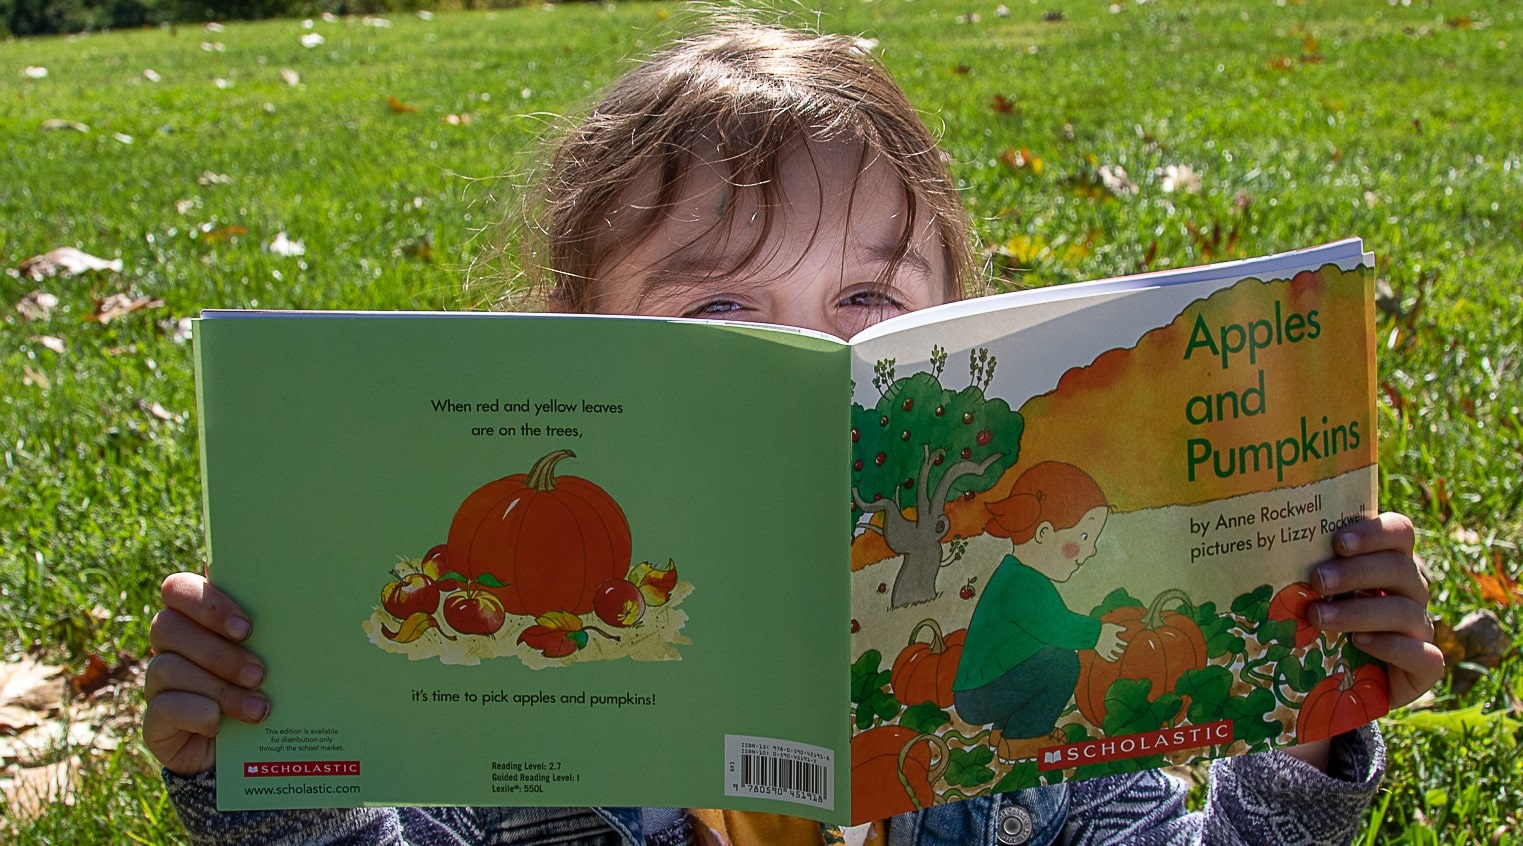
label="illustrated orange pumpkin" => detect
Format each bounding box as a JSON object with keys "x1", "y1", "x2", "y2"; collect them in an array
[
  {"x1": 1297, "y1": 663, "x2": 1389, "y2": 743},
  {"x1": 1269, "y1": 581, "x2": 1322, "y2": 648},
  {"x1": 1076, "y1": 588, "x2": 1209, "y2": 727},
  {"x1": 849, "y1": 726, "x2": 945, "y2": 824},
  {"x1": 446, "y1": 449, "x2": 631, "y2": 617},
  {"x1": 891, "y1": 619, "x2": 966, "y2": 709}
]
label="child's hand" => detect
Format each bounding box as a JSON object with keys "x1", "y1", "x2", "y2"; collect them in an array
[
  {"x1": 142, "y1": 573, "x2": 268, "y2": 775},
  {"x1": 1096, "y1": 622, "x2": 1128, "y2": 661},
  {"x1": 1310, "y1": 512, "x2": 1445, "y2": 710}
]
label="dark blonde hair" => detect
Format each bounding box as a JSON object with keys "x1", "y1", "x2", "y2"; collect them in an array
[
  {"x1": 513, "y1": 21, "x2": 977, "y2": 312},
  {"x1": 985, "y1": 462, "x2": 1109, "y2": 545}
]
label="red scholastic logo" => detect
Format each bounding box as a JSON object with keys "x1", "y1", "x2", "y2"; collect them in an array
[
  {"x1": 1038, "y1": 721, "x2": 1233, "y2": 772},
  {"x1": 244, "y1": 761, "x2": 361, "y2": 777}
]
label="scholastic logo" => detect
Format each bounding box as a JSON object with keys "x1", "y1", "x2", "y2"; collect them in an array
[
  {"x1": 1038, "y1": 721, "x2": 1233, "y2": 772},
  {"x1": 243, "y1": 761, "x2": 361, "y2": 777}
]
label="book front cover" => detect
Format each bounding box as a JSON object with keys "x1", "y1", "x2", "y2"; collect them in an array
[
  {"x1": 197, "y1": 313, "x2": 852, "y2": 819},
  {"x1": 845, "y1": 243, "x2": 1381, "y2": 822}
]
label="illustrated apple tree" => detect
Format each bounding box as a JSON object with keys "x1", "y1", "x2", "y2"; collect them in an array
[{"x1": 851, "y1": 346, "x2": 1022, "y2": 608}]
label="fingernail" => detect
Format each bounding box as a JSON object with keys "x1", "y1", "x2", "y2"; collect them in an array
[
  {"x1": 239, "y1": 662, "x2": 265, "y2": 689},
  {"x1": 243, "y1": 694, "x2": 269, "y2": 723},
  {"x1": 1352, "y1": 632, "x2": 1374, "y2": 647},
  {"x1": 1313, "y1": 602, "x2": 1338, "y2": 626},
  {"x1": 1315, "y1": 565, "x2": 1339, "y2": 594},
  {"x1": 1336, "y1": 532, "x2": 1358, "y2": 556},
  {"x1": 225, "y1": 617, "x2": 252, "y2": 641}
]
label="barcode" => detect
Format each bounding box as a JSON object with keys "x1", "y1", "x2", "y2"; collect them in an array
[{"x1": 724, "y1": 735, "x2": 834, "y2": 811}]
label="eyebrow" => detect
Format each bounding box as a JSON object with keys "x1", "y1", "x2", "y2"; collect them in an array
[{"x1": 636, "y1": 240, "x2": 934, "y2": 298}]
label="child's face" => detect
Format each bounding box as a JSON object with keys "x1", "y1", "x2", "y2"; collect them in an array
[
  {"x1": 1025, "y1": 507, "x2": 1109, "y2": 583},
  {"x1": 591, "y1": 135, "x2": 951, "y2": 338}
]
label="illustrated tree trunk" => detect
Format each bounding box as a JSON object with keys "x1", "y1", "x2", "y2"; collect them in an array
[{"x1": 854, "y1": 447, "x2": 1002, "y2": 608}]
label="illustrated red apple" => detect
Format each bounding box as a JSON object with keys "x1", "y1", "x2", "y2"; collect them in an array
[
  {"x1": 443, "y1": 589, "x2": 506, "y2": 636},
  {"x1": 959, "y1": 577, "x2": 977, "y2": 600},
  {"x1": 381, "y1": 572, "x2": 441, "y2": 619},
  {"x1": 420, "y1": 544, "x2": 460, "y2": 591},
  {"x1": 593, "y1": 578, "x2": 645, "y2": 627}
]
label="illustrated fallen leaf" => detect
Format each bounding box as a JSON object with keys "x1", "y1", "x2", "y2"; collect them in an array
[
  {"x1": 88, "y1": 294, "x2": 165, "y2": 324},
  {"x1": 382, "y1": 612, "x2": 453, "y2": 643},
  {"x1": 18, "y1": 247, "x2": 123, "y2": 281},
  {"x1": 14, "y1": 290, "x2": 58, "y2": 320},
  {"x1": 387, "y1": 96, "x2": 419, "y2": 113},
  {"x1": 630, "y1": 560, "x2": 678, "y2": 607}
]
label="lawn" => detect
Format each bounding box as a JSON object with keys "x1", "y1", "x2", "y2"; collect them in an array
[{"x1": 2, "y1": 0, "x2": 1520, "y2": 841}]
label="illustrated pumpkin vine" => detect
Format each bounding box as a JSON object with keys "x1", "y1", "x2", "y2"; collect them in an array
[
  {"x1": 446, "y1": 448, "x2": 632, "y2": 618},
  {"x1": 1076, "y1": 588, "x2": 1209, "y2": 727}
]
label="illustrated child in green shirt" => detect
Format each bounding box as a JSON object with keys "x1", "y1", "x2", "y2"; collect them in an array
[{"x1": 953, "y1": 461, "x2": 1128, "y2": 762}]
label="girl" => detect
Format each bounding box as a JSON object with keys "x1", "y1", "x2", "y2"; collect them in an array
[
  {"x1": 953, "y1": 462, "x2": 1126, "y2": 764},
  {"x1": 144, "y1": 20, "x2": 1443, "y2": 846}
]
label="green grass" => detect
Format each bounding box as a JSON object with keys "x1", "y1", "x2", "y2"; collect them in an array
[{"x1": 2, "y1": 1, "x2": 1520, "y2": 841}]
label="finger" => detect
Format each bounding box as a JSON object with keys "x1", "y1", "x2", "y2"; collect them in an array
[
  {"x1": 1331, "y1": 512, "x2": 1415, "y2": 558},
  {"x1": 142, "y1": 690, "x2": 221, "y2": 775},
  {"x1": 1310, "y1": 594, "x2": 1434, "y2": 643},
  {"x1": 161, "y1": 572, "x2": 252, "y2": 642},
  {"x1": 150, "y1": 607, "x2": 265, "y2": 690},
  {"x1": 1348, "y1": 632, "x2": 1446, "y2": 709},
  {"x1": 1313, "y1": 549, "x2": 1430, "y2": 606},
  {"x1": 145, "y1": 653, "x2": 269, "y2": 724}
]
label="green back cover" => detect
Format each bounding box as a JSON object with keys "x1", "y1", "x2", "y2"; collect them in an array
[{"x1": 197, "y1": 313, "x2": 852, "y2": 820}]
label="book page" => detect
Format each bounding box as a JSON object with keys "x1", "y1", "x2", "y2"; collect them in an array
[
  {"x1": 843, "y1": 242, "x2": 1379, "y2": 822},
  {"x1": 197, "y1": 312, "x2": 853, "y2": 820}
]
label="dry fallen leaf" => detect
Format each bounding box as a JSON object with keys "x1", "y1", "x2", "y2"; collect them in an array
[
  {"x1": 39, "y1": 119, "x2": 88, "y2": 132},
  {"x1": 21, "y1": 366, "x2": 50, "y2": 389},
  {"x1": 0, "y1": 657, "x2": 65, "y2": 728},
  {"x1": 88, "y1": 293, "x2": 165, "y2": 324},
  {"x1": 267, "y1": 231, "x2": 306, "y2": 257},
  {"x1": 1, "y1": 755, "x2": 81, "y2": 823},
  {"x1": 32, "y1": 336, "x2": 65, "y2": 354},
  {"x1": 14, "y1": 290, "x2": 58, "y2": 320},
  {"x1": 387, "y1": 96, "x2": 419, "y2": 113},
  {"x1": 17, "y1": 247, "x2": 123, "y2": 281},
  {"x1": 197, "y1": 171, "x2": 233, "y2": 186},
  {"x1": 281, "y1": 68, "x2": 301, "y2": 86},
  {"x1": 1469, "y1": 555, "x2": 1522, "y2": 608}
]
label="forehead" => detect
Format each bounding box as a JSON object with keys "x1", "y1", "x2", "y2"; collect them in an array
[{"x1": 596, "y1": 133, "x2": 920, "y2": 269}]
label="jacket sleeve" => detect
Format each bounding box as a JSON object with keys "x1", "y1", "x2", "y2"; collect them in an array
[
  {"x1": 1060, "y1": 724, "x2": 1385, "y2": 845},
  {"x1": 163, "y1": 769, "x2": 483, "y2": 845}
]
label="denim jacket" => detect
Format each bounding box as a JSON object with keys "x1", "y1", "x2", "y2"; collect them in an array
[{"x1": 165, "y1": 725, "x2": 1382, "y2": 846}]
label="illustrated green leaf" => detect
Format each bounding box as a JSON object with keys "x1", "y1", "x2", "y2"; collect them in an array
[
  {"x1": 944, "y1": 745, "x2": 996, "y2": 788},
  {"x1": 1231, "y1": 584, "x2": 1274, "y2": 624},
  {"x1": 1102, "y1": 678, "x2": 1182, "y2": 736},
  {"x1": 899, "y1": 702, "x2": 952, "y2": 735},
  {"x1": 992, "y1": 759, "x2": 1041, "y2": 792},
  {"x1": 474, "y1": 573, "x2": 506, "y2": 588},
  {"x1": 850, "y1": 650, "x2": 899, "y2": 729},
  {"x1": 1224, "y1": 688, "x2": 1283, "y2": 746},
  {"x1": 1275, "y1": 653, "x2": 1325, "y2": 694},
  {"x1": 1257, "y1": 616, "x2": 1300, "y2": 649},
  {"x1": 1176, "y1": 666, "x2": 1233, "y2": 723},
  {"x1": 1090, "y1": 587, "x2": 1143, "y2": 619},
  {"x1": 1189, "y1": 601, "x2": 1245, "y2": 658}
]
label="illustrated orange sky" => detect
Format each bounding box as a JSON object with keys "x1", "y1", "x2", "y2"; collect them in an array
[{"x1": 852, "y1": 264, "x2": 1375, "y2": 570}]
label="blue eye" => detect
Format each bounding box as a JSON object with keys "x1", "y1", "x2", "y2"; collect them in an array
[
  {"x1": 683, "y1": 299, "x2": 745, "y2": 318},
  {"x1": 841, "y1": 289, "x2": 902, "y2": 309}
]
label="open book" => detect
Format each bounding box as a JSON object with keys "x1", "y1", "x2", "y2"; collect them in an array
[{"x1": 196, "y1": 238, "x2": 1384, "y2": 823}]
